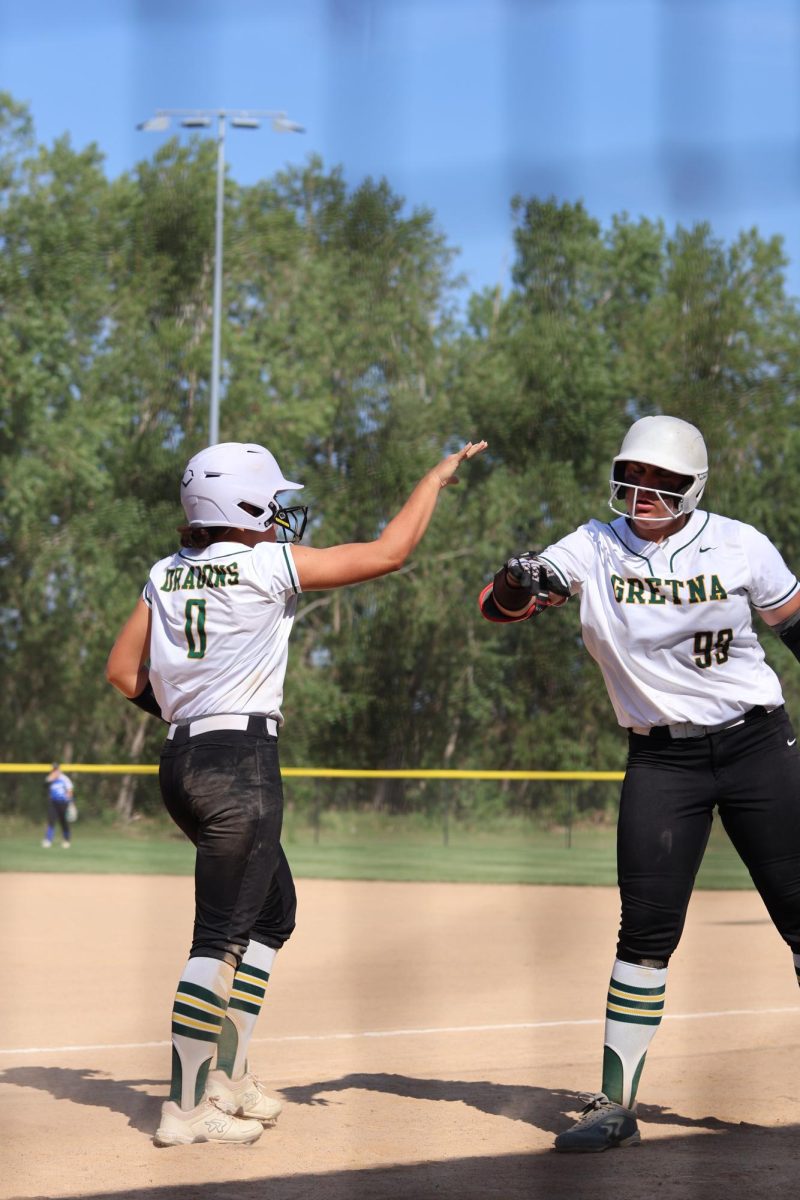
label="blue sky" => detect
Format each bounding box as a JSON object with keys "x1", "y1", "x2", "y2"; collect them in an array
[{"x1": 2, "y1": 0, "x2": 800, "y2": 300}]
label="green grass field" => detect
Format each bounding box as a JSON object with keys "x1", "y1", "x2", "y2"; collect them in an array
[{"x1": 0, "y1": 812, "x2": 755, "y2": 888}]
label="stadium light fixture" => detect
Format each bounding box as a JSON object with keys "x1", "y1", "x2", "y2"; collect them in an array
[{"x1": 137, "y1": 108, "x2": 305, "y2": 445}]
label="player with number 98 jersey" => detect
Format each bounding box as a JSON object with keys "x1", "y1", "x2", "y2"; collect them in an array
[
  {"x1": 537, "y1": 511, "x2": 798, "y2": 731},
  {"x1": 481, "y1": 414, "x2": 800, "y2": 1154}
]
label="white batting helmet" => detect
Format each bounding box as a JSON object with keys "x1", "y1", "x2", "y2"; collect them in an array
[
  {"x1": 180, "y1": 442, "x2": 305, "y2": 534},
  {"x1": 609, "y1": 415, "x2": 709, "y2": 520}
]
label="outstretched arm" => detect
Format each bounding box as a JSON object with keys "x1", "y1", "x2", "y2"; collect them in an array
[{"x1": 291, "y1": 441, "x2": 487, "y2": 592}]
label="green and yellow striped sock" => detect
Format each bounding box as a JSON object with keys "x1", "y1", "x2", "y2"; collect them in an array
[
  {"x1": 216, "y1": 940, "x2": 277, "y2": 1079},
  {"x1": 170, "y1": 956, "x2": 234, "y2": 1109},
  {"x1": 601, "y1": 958, "x2": 667, "y2": 1108}
]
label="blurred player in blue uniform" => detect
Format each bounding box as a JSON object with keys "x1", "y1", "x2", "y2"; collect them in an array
[{"x1": 42, "y1": 762, "x2": 74, "y2": 849}]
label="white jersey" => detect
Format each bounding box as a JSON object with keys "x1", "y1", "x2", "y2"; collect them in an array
[
  {"x1": 142, "y1": 540, "x2": 301, "y2": 724},
  {"x1": 538, "y1": 510, "x2": 799, "y2": 729}
]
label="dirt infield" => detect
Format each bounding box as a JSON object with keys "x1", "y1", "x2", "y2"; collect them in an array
[{"x1": 3, "y1": 873, "x2": 800, "y2": 1200}]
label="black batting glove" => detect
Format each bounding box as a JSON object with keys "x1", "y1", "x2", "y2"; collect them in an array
[
  {"x1": 502, "y1": 552, "x2": 570, "y2": 607},
  {"x1": 505, "y1": 553, "x2": 539, "y2": 592}
]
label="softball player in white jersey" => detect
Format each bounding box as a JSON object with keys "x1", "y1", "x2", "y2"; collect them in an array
[
  {"x1": 480, "y1": 415, "x2": 800, "y2": 1152},
  {"x1": 107, "y1": 436, "x2": 486, "y2": 1147}
]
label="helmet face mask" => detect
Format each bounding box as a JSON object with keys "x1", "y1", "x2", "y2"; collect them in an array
[
  {"x1": 269, "y1": 501, "x2": 309, "y2": 544},
  {"x1": 609, "y1": 474, "x2": 696, "y2": 522},
  {"x1": 608, "y1": 416, "x2": 708, "y2": 523},
  {"x1": 181, "y1": 442, "x2": 307, "y2": 539}
]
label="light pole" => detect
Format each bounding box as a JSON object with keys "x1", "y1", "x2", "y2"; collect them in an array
[{"x1": 137, "y1": 108, "x2": 305, "y2": 445}]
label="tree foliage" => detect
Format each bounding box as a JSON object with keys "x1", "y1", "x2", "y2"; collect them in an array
[{"x1": 3, "y1": 96, "x2": 800, "y2": 818}]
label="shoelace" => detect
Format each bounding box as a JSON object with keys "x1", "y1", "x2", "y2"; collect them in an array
[
  {"x1": 202, "y1": 1097, "x2": 231, "y2": 1116},
  {"x1": 239, "y1": 1071, "x2": 269, "y2": 1095},
  {"x1": 572, "y1": 1093, "x2": 613, "y2": 1123}
]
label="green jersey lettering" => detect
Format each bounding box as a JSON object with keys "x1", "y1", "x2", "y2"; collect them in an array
[
  {"x1": 666, "y1": 579, "x2": 683, "y2": 605},
  {"x1": 185, "y1": 599, "x2": 207, "y2": 658},
  {"x1": 644, "y1": 578, "x2": 666, "y2": 604},
  {"x1": 709, "y1": 575, "x2": 728, "y2": 601},
  {"x1": 626, "y1": 578, "x2": 646, "y2": 604}
]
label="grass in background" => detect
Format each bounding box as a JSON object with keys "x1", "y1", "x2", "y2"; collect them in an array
[{"x1": 0, "y1": 811, "x2": 754, "y2": 888}]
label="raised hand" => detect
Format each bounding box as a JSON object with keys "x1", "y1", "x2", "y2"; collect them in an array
[{"x1": 434, "y1": 440, "x2": 488, "y2": 488}]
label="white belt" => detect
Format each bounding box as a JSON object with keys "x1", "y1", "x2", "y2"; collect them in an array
[
  {"x1": 630, "y1": 705, "x2": 771, "y2": 739},
  {"x1": 167, "y1": 714, "x2": 279, "y2": 740},
  {"x1": 630, "y1": 718, "x2": 746, "y2": 738}
]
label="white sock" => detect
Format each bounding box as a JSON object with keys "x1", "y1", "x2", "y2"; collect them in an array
[
  {"x1": 216, "y1": 940, "x2": 277, "y2": 1079},
  {"x1": 170, "y1": 956, "x2": 234, "y2": 1109},
  {"x1": 601, "y1": 958, "x2": 667, "y2": 1108}
]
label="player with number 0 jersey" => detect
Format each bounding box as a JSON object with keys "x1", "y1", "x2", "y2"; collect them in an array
[{"x1": 107, "y1": 435, "x2": 486, "y2": 1147}]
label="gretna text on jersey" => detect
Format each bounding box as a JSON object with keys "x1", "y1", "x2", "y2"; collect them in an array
[
  {"x1": 160, "y1": 563, "x2": 241, "y2": 592},
  {"x1": 610, "y1": 573, "x2": 728, "y2": 605}
]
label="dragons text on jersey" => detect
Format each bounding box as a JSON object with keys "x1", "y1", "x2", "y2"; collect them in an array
[{"x1": 160, "y1": 563, "x2": 241, "y2": 592}]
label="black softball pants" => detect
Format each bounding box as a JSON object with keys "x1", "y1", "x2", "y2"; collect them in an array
[
  {"x1": 47, "y1": 798, "x2": 70, "y2": 840},
  {"x1": 617, "y1": 706, "x2": 800, "y2": 963},
  {"x1": 159, "y1": 722, "x2": 297, "y2": 969}
]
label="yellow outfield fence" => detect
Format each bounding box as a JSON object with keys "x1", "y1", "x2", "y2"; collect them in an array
[{"x1": 0, "y1": 764, "x2": 624, "y2": 780}]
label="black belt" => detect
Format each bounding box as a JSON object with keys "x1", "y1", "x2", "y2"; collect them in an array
[
  {"x1": 166, "y1": 714, "x2": 279, "y2": 744},
  {"x1": 632, "y1": 705, "x2": 775, "y2": 741}
]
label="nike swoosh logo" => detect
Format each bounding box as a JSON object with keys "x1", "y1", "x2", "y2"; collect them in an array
[
  {"x1": 698, "y1": 546, "x2": 715, "y2": 553},
  {"x1": 789, "y1": 739, "x2": 797, "y2": 747}
]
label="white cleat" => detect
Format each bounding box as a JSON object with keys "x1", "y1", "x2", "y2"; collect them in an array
[
  {"x1": 41, "y1": 840, "x2": 52, "y2": 849},
  {"x1": 153, "y1": 1097, "x2": 263, "y2": 1147},
  {"x1": 205, "y1": 1069, "x2": 283, "y2": 1124}
]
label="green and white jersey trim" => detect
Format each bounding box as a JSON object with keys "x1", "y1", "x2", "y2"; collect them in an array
[
  {"x1": 143, "y1": 540, "x2": 301, "y2": 724},
  {"x1": 539, "y1": 510, "x2": 798, "y2": 729}
]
